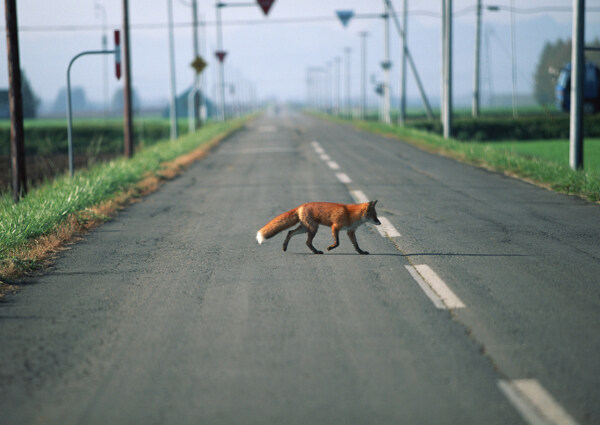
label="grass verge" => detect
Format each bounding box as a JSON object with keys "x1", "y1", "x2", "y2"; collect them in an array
[
  {"x1": 321, "y1": 115, "x2": 600, "y2": 204},
  {"x1": 0, "y1": 117, "x2": 249, "y2": 287}
]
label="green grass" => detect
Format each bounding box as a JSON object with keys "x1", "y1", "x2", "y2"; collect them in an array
[
  {"x1": 0, "y1": 118, "x2": 247, "y2": 269},
  {"x1": 488, "y1": 138, "x2": 600, "y2": 171},
  {"x1": 321, "y1": 114, "x2": 600, "y2": 203}
]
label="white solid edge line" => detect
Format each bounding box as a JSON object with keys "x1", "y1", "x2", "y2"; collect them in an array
[
  {"x1": 377, "y1": 216, "x2": 401, "y2": 237},
  {"x1": 414, "y1": 264, "x2": 465, "y2": 309},
  {"x1": 405, "y1": 265, "x2": 446, "y2": 309},
  {"x1": 327, "y1": 161, "x2": 340, "y2": 170},
  {"x1": 498, "y1": 380, "x2": 579, "y2": 425},
  {"x1": 350, "y1": 190, "x2": 369, "y2": 203},
  {"x1": 336, "y1": 173, "x2": 352, "y2": 184}
]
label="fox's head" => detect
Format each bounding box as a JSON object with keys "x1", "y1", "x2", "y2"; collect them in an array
[{"x1": 367, "y1": 200, "x2": 381, "y2": 225}]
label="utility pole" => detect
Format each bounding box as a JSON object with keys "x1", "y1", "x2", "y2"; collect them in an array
[
  {"x1": 399, "y1": 0, "x2": 407, "y2": 125},
  {"x1": 443, "y1": 0, "x2": 452, "y2": 139},
  {"x1": 122, "y1": 0, "x2": 134, "y2": 157},
  {"x1": 167, "y1": 0, "x2": 178, "y2": 140},
  {"x1": 359, "y1": 31, "x2": 368, "y2": 120},
  {"x1": 4, "y1": 0, "x2": 26, "y2": 201},
  {"x1": 382, "y1": 0, "x2": 391, "y2": 124},
  {"x1": 570, "y1": 0, "x2": 584, "y2": 170},
  {"x1": 472, "y1": 0, "x2": 481, "y2": 118}
]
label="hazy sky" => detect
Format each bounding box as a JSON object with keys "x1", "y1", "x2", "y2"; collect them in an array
[{"x1": 2, "y1": 0, "x2": 600, "y2": 111}]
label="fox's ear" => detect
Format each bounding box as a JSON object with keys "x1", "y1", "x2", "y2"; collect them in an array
[{"x1": 372, "y1": 200, "x2": 378, "y2": 207}]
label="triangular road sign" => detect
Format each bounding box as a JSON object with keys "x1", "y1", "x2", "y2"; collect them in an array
[
  {"x1": 336, "y1": 10, "x2": 354, "y2": 28},
  {"x1": 215, "y1": 51, "x2": 227, "y2": 63},
  {"x1": 257, "y1": 0, "x2": 275, "y2": 16}
]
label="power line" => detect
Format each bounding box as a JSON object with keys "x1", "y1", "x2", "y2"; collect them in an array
[{"x1": 5, "y1": 6, "x2": 599, "y2": 33}]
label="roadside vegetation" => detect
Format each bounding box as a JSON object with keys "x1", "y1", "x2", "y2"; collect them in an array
[
  {"x1": 0, "y1": 118, "x2": 248, "y2": 282},
  {"x1": 320, "y1": 112, "x2": 600, "y2": 203}
]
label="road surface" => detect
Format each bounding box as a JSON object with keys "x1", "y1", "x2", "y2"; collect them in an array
[{"x1": 1, "y1": 109, "x2": 599, "y2": 425}]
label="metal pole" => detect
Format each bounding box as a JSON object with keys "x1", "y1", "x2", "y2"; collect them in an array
[
  {"x1": 326, "y1": 61, "x2": 332, "y2": 114},
  {"x1": 443, "y1": 0, "x2": 452, "y2": 139},
  {"x1": 192, "y1": 0, "x2": 201, "y2": 128},
  {"x1": 359, "y1": 31, "x2": 368, "y2": 120},
  {"x1": 472, "y1": 0, "x2": 481, "y2": 118},
  {"x1": 344, "y1": 47, "x2": 352, "y2": 117},
  {"x1": 95, "y1": 2, "x2": 108, "y2": 120},
  {"x1": 399, "y1": 0, "x2": 407, "y2": 125},
  {"x1": 122, "y1": 0, "x2": 134, "y2": 157},
  {"x1": 570, "y1": 0, "x2": 585, "y2": 170},
  {"x1": 385, "y1": 0, "x2": 433, "y2": 120},
  {"x1": 167, "y1": 0, "x2": 178, "y2": 140},
  {"x1": 66, "y1": 50, "x2": 116, "y2": 178},
  {"x1": 510, "y1": 0, "x2": 518, "y2": 118},
  {"x1": 67, "y1": 58, "x2": 74, "y2": 178},
  {"x1": 441, "y1": 0, "x2": 445, "y2": 124},
  {"x1": 335, "y1": 57, "x2": 341, "y2": 116},
  {"x1": 383, "y1": 1, "x2": 391, "y2": 124},
  {"x1": 216, "y1": 1, "x2": 226, "y2": 121},
  {"x1": 200, "y1": 12, "x2": 208, "y2": 122},
  {"x1": 4, "y1": 0, "x2": 27, "y2": 201}
]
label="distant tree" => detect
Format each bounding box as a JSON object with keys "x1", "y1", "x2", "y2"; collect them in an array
[
  {"x1": 111, "y1": 87, "x2": 141, "y2": 112},
  {"x1": 21, "y1": 70, "x2": 40, "y2": 118},
  {"x1": 534, "y1": 38, "x2": 600, "y2": 106},
  {"x1": 53, "y1": 87, "x2": 88, "y2": 113}
]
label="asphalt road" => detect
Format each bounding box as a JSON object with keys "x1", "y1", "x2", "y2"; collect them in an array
[{"x1": 1, "y1": 109, "x2": 599, "y2": 425}]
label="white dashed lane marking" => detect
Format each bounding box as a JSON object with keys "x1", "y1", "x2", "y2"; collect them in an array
[
  {"x1": 349, "y1": 190, "x2": 369, "y2": 203},
  {"x1": 377, "y1": 217, "x2": 401, "y2": 237},
  {"x1": 405, "y1": 264, "x2": 465, "y2": 309},
  {"x1": 327, "y1": 161, "x2": 340, "y2": 170},
  {"x1": 498, "y1": 379, "x2": 579, "y2": 425},
  {"x1": 335, "y1": 173, "x2": 352, "y2": 184}
]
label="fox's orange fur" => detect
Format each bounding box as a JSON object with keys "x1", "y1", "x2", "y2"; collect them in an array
[{"x1": 256, "y1": 201, "x2": 381, "y2": 254}]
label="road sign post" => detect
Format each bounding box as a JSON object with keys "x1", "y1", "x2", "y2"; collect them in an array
[
  {"x1": 66, "y1": 34, "x2": 121, "y2": 177},
  {"x1": 570, "y1": 0, "x2": 585, "y2": 170},
  {"x1": 214, "y1": 0, "x2": 275, "y2": 121}
]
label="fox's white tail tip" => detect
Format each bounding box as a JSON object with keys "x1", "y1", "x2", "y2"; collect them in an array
[{"x1": 256, "y1": 231, "x2": 265, "y2": 245}]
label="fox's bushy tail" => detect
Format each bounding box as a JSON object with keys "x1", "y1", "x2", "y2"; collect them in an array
[{"x1": 256, "y1": 207, "x2": 300, "y2": 244}]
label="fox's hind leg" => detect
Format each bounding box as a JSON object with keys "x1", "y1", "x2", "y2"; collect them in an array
[
  {"x1": 305, "y1": 228, "x2": 323, "y2": 254},
  {"x1": 283, "y1": 225, "x2": 306, "y2": 252}
]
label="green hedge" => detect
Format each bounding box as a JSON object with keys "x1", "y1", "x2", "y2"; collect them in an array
[{"x1": 408, "y1": 115, "x2": 600, "y2": 142}]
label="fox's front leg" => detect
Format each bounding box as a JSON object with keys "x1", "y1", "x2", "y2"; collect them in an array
[
  {"x1": 327, "y1": 226, "x2": 340, "y2": 251},
  {"x1": 347, "y1": 230, "x2": 369, "y2": 255}
]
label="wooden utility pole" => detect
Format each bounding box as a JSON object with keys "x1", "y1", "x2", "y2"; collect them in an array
[
  {"x1": 122, "y1": 0, "x2": 134, "y2": 157},
  {"x1": 4, "y1": 0, "x2": 27, "y2": 201}
]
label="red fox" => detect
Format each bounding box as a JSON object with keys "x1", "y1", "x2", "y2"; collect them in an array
[{"x1": 256, "y1": 201, "x2": 381, "y2": 254}]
